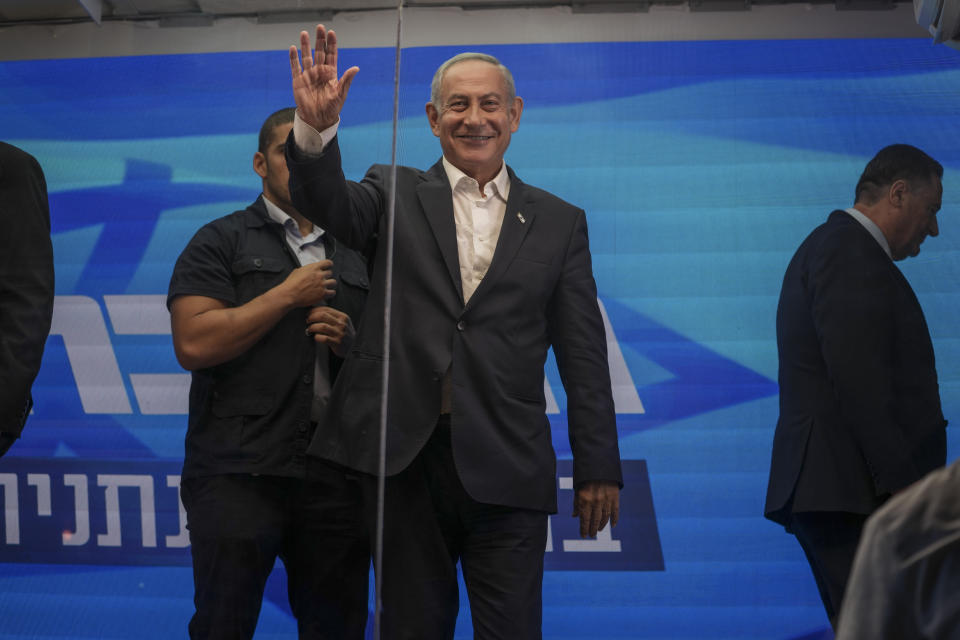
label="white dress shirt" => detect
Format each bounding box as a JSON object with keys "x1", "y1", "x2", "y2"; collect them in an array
[{"x1": 442, "y1": 157, "x2": 510, "y2": 303}]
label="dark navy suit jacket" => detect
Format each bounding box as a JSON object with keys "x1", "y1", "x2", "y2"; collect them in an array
[
  {"x1": 288, "y1": 135, "x2": 622, "y2": 513},
  {"x1": 765, "y1": 210, "x2": 946, "y2": 526}
]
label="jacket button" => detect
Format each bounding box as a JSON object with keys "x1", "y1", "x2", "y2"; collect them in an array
[
  {"x1": 254, "y1": 258, "x2": 263, "y2": 268},
  {"x1": 302, "y1": 375, "x2": 312, "y2": 384},
  {"x1": 457, "y1": 320, "x2": 465, "y2": 331}
]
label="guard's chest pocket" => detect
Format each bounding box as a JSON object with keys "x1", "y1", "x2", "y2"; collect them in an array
[
  {"x1": 338, "y1": 267, "x2": 370, "y2": 292},
  {"x1": 231, "y1": 255, "x2": 288, "y2": 304}
]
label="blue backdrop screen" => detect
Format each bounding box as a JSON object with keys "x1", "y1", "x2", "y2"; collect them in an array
[{"x1": 1, "y1": 38, "x2": 959, "y2": 639}]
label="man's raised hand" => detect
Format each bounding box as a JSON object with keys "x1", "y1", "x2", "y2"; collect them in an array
[{"x1": 289, "y1": 24, "x2": 359, "y2": 131}]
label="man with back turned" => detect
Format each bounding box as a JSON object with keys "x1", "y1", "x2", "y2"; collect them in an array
[
  {"x1": 285, "y1": 25, "x2": 622, "y2": 639},
  {"x1": 765, "y1": 144, "x2": 947, "y2": 629}
]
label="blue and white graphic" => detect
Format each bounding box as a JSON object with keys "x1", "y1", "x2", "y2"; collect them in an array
[{"x1": 1, "y1": 38, "x2": 959, "y2": 638}]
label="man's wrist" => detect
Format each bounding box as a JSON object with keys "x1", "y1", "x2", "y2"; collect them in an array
[{"x1": 293, "y1": 111, "x2": 339, "y2": 157}]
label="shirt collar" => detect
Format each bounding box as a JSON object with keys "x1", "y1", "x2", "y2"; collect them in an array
[
  {"x1": 262, "y1": 194, "x2": 325, "y2": 242},
  {"x1": 845, "y1": 207, "x2": 891, "y2": 259},
  {"x1": 441, "y1": 157, "x2": 510, "y2": 202}
]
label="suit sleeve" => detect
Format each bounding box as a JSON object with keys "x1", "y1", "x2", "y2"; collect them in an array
[
  {"x1": 809, "y1": 232, "x2": 920, "y2": 494},
  {"x1": 0, "y1": 146, "x2": 55, "y2": 442},
  {"x1": 286, "y1": 131, "x2": 383, "y2": 256},
  {"x1": 548, "y1": 210, "x2": 622, "y2": 489}
]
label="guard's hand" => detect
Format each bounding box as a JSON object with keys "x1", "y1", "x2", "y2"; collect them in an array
[
  {"x1": 306, "y1": 306, "x2": 355, "y2": 357},
  {"x1": 281, "y1": 260, "x2": 336, "y2": 308},
  {"x1": 289, "y1": 24, "x2": 359, "y2": 131},
  {"x1": 572, "y1": 480, "x2": 620, "y2": 538}
]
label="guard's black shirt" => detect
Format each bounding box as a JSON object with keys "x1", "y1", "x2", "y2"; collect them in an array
[{"x1": 167, "y1": 196, "x2": 369, "y2": 478}]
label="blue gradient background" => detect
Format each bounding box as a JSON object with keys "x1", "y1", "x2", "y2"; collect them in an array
[{"x1": 1, "y1": 38, "x2": 959, "y2": 638}]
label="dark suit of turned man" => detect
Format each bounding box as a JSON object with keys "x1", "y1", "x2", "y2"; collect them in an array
[
  {"x1": 765, "y1": 144, "x2": 948, "y2": 629},
  {"x1": 0, "y1": 142, "x2": 55, "y2": 457},
  {"x1": 285, "y1": 25, "x2": 622, "y2": 639}
]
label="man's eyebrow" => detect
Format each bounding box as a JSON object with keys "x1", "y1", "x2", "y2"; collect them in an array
[{"x1": 445, "y1": 92, "x2": 503, "y2": 102}]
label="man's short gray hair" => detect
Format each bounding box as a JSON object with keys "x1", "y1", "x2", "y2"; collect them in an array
[{"x1": 430, "y1": 52, "x2": 516, "y2": 110}]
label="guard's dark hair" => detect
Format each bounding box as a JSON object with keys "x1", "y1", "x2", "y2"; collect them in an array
[
  {"x1": 258, "y1": 107, "x2": 296, "y2": 154},
  {"x1": 855, "y1": 144, "x2": 943, "y2": 204}
]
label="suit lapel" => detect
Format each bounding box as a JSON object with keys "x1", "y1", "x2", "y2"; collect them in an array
[
  {"x1": 465, "y1": 167, "x2": 536, "y2": 310},
  {"x1": 417, "y1": 161, "x2": 464, "y2": 303}
]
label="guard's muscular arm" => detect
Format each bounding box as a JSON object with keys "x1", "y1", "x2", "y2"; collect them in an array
[{"x1": 171, "y1": 260, "x2": 335, "y2": 370}]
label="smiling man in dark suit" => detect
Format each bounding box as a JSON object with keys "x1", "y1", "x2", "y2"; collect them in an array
[
  {"x1": 285, "y1": 25, "x2": 622, "y2": 639},
  {"x1": 765, "y1": 144, "x2": 947, "y2": 629}
]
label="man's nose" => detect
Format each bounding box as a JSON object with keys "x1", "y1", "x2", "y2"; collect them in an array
[{"x1": 464, "y1": 103, "x2": 484, "y2": 125}]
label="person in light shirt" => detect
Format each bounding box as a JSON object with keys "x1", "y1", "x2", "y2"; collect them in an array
[{"x1": 836, "y1": 458, "x2": 960, "y2": 639}]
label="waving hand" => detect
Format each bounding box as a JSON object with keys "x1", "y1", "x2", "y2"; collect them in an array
[{"x1": 289, "y1": 24, "x2": 359, "y2": 131}]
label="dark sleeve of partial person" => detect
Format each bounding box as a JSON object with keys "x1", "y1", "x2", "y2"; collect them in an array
[{"x1": 0, "y1": 142, "x2": 55, "y2": 456}]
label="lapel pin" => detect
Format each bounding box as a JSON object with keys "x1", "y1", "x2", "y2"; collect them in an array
[{"x1": 517, "y1": 212, "x2": 526, "y2": 224}]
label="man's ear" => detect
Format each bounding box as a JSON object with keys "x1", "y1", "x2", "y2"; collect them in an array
[
  {"x1": 253, "y1": 151, "x2": 268, "y2": 179},
  {"x1": 888, "y1": 178, "x2": 909, "y2": 207},
  {"x1": 509, "y1": 96, "x2": 524, "y2": 133},
  {"x1": 425, "y1": 102, "x2": 441, "y2": 137}
]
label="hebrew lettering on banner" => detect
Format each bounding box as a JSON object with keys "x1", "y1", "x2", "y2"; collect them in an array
[{"x1": 0, "y1": 459, "x2": 660, "y2": 571}]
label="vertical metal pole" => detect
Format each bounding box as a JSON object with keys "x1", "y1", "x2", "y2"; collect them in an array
[{"x1": 374, "y1": 2, "x2": 404, "y2": 638}]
